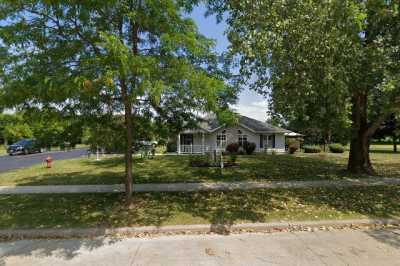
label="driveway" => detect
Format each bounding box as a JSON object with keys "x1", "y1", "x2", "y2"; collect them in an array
[
  {"x1": 0, "y1": 149, "x2": 87, "y2": 173},
  {"x1": 1, "y1": 229, "x2": 399, "y2": 265}
]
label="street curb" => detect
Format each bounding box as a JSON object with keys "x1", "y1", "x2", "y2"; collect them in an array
[{"x1": 1, "y1": 219, "x2": 399, "y2": 239}]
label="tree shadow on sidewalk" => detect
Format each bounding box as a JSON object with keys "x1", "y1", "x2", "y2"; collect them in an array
[
  {"x1": 0, "y1": 236, "x2": 122, "y2": 264},
  {"x1": 364, "y1": 229, "x2": 400, "y2": 250}
]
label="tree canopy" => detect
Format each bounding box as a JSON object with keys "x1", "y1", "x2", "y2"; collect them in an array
[
  {"x1": 207, "y1": 0, "x2": 400, "y2": 173},
  {"x1": 0, "y1": 0, "x2": 236, "y2": 201}
]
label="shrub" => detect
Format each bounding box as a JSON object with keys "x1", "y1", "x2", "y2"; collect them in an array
[
  {"x1": 244, "y1": 142, "x2": 256, "y2": 155},
  {"x1": 304, "y1": 145, "x2": 321, "y2": 153},
  {"x1": 288, "y1": 139, "x2": 300, "y2": 154},
  {"x1": 226, "y1": 142, "x2": 239, "y2": 154},
  {"x1": 166, "y1": 142, "x2": 177, "y2": 152},
  {"x1": 329, "y1": 143, "x2": 345, "y2": 153},
  {"x1": 288, "y1": 146, "x2": 298, "y2": 154},
  {"x1": 228, "y1": 153, "x2": 237, "y2": 164}
]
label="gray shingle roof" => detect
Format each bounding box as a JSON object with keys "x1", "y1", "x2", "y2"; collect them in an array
[{"x1": 199, "y1": 115, "x2": 291, "y2": 134}]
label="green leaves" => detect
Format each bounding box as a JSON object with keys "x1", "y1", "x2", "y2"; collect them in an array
[
  {"x1": 0, "y1": 0, "x2": 236, "y2": 148},
  {"x1": 210, "y1": 0, "x2": 399, "y2": 143}
]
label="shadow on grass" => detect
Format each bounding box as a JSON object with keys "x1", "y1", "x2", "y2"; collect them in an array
[
  {"x1": 84, "y1": 154, "x2": 356, "y2": 183},
  {"x1": 8, "y1": 152, "x2": 399, "y2": 186},
  {"x1": 3, "y1": 187, "x2": 400, "y2": 228},
  {"x1": 291, "y1": 186, "x2": 400, "y2": 249},
  {"x1": 14, "y1": 170, "x2": 125, "y2": 186},
  {"x1": 86, "y1": 156, "x2": 125, "y2": 168}
]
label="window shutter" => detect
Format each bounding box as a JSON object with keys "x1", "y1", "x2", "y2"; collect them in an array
[{"x1": 260, "y1": 135, "x2": 263, "y2": 148}]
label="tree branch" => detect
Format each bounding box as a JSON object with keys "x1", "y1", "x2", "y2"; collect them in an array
[{"x1": 366, "y1": 114, "x2": 391, "y2": 138}]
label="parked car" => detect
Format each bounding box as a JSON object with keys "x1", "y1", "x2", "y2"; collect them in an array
[
  {"x1": 7, "y1": 139, "x2": 42, "y2": 156},
  {"x1": 133, "y1": 140, "x2": 158, "y2": 152}
]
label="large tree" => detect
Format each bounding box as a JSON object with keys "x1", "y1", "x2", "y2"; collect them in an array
[
  {"x1": 208, "y1": 0, "x2": 400, "y2": 174},
  {"x1": 0, "y1": 113, "x2": 33, "y2": 145},
  {"x1": 0, "y1": 1, "x2": 234, "y2": 201}
]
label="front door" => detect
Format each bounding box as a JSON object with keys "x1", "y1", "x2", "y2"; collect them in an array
[{"x1": 180, "y1": 134, "x2": 193, "y2": 145}]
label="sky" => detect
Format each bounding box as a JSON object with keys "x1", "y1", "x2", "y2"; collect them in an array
[{"x1": 189, "y1": 5, "x2": 269, "y2": 122}]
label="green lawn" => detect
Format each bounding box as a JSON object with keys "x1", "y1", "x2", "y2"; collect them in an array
[
  {"x1": 370, "y1": 144, "x2": 397, "y2": 153},
  {"x1": 0, "y1": 149, "x2": 399, "y2": 186},
  {"x1": 1, "y1": 185, "x2": 399, "y2": 229},
  {"x1": 0, "y1": 145, "x2": 6, "y2": 156}
]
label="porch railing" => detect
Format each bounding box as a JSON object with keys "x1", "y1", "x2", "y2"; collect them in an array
[{"x1": 179, "y1": 145, "x2": 210, "y2": 154}]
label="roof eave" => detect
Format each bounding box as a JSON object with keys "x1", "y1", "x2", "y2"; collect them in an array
[{"x1": 255, "y1": 131, "x2": 289, "y2": 134}]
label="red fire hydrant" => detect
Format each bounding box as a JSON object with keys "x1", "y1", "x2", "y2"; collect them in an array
[{"x1": 45, "y1": 156, "x2": 53, "y2": 168}]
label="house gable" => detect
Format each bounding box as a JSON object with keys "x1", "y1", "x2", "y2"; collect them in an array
[{"x1": 207, "y1": 124, "x2": 260, "y2": 147}]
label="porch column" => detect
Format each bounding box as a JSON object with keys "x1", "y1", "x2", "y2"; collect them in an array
[
  {"x1": 177, "y1": 134, "x2": 181, "y2": 154},
  {"x1": 202, "y1": 132, "x2": 205, "y2": 154}
]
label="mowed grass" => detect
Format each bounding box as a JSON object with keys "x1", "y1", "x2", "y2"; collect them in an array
[
  {"x1": 1, "y1": 186, "x2": 399, "y2": 229},
  {"x1": 0, "y1": 147, "x2": 399, "y2": 186},
  {"x1": 0, "y1": 145, "x2": 6, "y2": 156}
]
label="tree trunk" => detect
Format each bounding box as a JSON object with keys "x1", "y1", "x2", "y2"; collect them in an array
[
  {"x1": 394, "y1": 135, "x2": 398, "y2": 153},
  {"x1": 347, "y1": 92, "x2": 374, "y2": 174},
  {"x1": 348, "y1": 131, "x2": 373, "y2": 174},
  {"x1": 121, "y1": 79, "x2": 133, "y2": 202}
]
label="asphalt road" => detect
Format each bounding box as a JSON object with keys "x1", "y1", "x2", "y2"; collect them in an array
[
  {"x1": 0, "y1": 148, "x2": 88, "y2": 173},
  {"x1": 1, "y1": 229, "x2": 399, "y2": 265}
]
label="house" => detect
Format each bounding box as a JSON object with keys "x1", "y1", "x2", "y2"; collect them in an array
[{"x1": 177, "y1": 115, "x2": 294, "y2": 154}]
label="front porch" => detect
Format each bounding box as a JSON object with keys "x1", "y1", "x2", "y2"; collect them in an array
[
  {"x1": 177, "y1": 131, "x2": 213, "y2": 154},
  {"x1": 176, "y1": 131, "x2": 285, "y2": 154}
]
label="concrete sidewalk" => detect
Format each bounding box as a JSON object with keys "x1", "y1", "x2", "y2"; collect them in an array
[
  {"x1": 0, "y1": 177, "x2": 399, "y2": 194},
  {"x1": 1, "y1": 228, "x2": 400, "y2": 266}
]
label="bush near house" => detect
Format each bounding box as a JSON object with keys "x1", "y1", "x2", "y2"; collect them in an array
[
  {"x1": 288, "y1": 139, "x2": 300, "y2": 154},
  {"x1": 226, "y1": 142, "x2": 239, "y2": 154},
  {"x1": 329, "y1": 143, "x2": 345, "y2": 153},
  {"x1": 304, "y1": 145, "x2": 322, "y2": 153},
  {"x1": 289, "y1": 146, "x2": 298, "y2": 154},
  {"x1": 244, "y1": 142, "x2": 256, "y2": 155},
  {"x1": 228, "y1": 153, "x2": 237, "y2": 163},
  {"x1": 166, "y1": 142, "x2": 177, "y2": 152}
]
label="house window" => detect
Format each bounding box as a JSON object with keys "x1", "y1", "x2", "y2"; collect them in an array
[
  {"x1": 217, "y1": 133, "x2": 227, "y2": 148},
  {"x1": 266, "y1": 135, "x2": 275, "y2": 148},
  {"x1": 238, "y1": 135, "x2": 247, "y2": 146}
]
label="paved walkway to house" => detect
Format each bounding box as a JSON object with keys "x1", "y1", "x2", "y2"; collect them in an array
[
  {"x1": 0, "y1": 177, "x2": 399, "y2": 194},
  {"x1": 1, "y1": 228, "x2": 400, "y2": 265}
]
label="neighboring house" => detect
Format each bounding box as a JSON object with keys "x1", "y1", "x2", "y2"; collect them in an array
[{"x1": 177, "y1": 115, "x2": 294, "y2": 154}]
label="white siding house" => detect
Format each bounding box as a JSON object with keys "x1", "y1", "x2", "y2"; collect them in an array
[{"x1": 176, "y1": 115, "x2": 292, "y2": 154}]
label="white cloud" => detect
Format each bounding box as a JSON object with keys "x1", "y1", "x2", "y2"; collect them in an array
[{"x1": 231, "y1": 100, "x2": 270, "y2": 122}]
